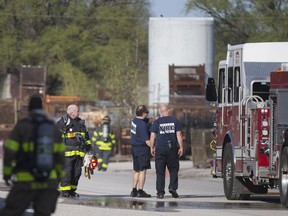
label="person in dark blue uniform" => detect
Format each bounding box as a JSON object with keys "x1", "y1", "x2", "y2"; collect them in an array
[
  {"x1": 130, "y1": 105, "x2": 151, "y2": 198},
  {"x1": 150, "y1": 104, "x2": 183, "y2": 199}
]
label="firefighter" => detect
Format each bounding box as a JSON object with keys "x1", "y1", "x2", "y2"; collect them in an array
[
  {"x1": 56, "y1": 104, "x2": 92, "y2": 197},
  {"x1": 0, "y1": 95, "x2": 65, "y2": 215},
  {"x1": 92, "y1": 115, "x2": 116, "y2": 171}
]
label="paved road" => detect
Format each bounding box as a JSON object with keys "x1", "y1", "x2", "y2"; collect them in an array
[{"x1": 0, "y1": 160, "x2": 287, "y2": 215}]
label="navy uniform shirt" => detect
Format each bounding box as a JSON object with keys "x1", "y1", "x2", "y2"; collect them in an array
[
  {"x1": 150, "y1": 116, "x2": 182, "y2": 148},
  {"x1": 130, "y1": 117, "x2": 150, "y2": 146}
]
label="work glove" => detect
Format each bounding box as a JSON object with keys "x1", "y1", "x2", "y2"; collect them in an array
[
  {"x1": 86, "y1": 150, "x2": 93, "y2": 156},
  {"x1": 85, "y1": 145, "x2": 92, "y2": 153},
  {"x1": 83, "y1": 152, "x2": 93, "y2": 167},
  {"x1": 4, "y1": 175, "x2": 12, "y2": 186}
]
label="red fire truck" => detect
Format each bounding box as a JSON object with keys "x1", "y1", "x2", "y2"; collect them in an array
[{"x1": 206, "y1": 42, "x2": 288, "y2": 206}]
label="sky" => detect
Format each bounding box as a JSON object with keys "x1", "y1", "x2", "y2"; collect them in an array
[{"x1": 149, "y1": 0, "x2": 197, "y2": 17}]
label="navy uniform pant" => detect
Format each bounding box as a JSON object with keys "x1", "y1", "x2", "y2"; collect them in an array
[{"x1": 155, "y1": 146, "x2": 179, "y2": 195}]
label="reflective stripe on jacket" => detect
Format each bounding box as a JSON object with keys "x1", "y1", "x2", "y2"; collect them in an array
[
  {"x1": 56, "y1": 115, "x2": 91, "y2": 157},
  {"x1": 3, "y1": 112, "x2": 65, "y2": 187},
  {"x1": 92, "y1": 129, "x2": 116, "y2": 151}
]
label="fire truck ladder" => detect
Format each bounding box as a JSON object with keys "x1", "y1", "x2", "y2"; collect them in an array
[{"x1": 239, "y1": 96, "x2": 265, "y2": 156}]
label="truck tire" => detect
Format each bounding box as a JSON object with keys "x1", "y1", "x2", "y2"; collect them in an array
[
  {"x1": 280, "y1": 146, "x2": 288, "y2": 207},
  {"x1": 223, "y1": 143, "x2": 241, "y2": 200}
]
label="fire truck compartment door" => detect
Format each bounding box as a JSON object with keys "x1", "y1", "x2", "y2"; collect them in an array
[{"x1": 276, "y1": 91, "x2": 288, "y2": 125}]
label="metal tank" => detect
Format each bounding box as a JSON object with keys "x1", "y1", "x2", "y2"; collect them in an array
[{"x1": 148, "y1": 17, "x2": 214, "y2": 107}]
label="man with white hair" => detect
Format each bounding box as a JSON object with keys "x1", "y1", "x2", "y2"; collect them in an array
[{"x1": 56, "y1": 104, "x2": 92, "y2": 197}]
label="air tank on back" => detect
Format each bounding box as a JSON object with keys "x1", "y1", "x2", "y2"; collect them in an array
[{"x1": 148, "y1": 17, "x2": 214, "y2": 106}]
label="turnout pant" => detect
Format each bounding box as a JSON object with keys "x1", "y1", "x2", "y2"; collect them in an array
[
  {"x1": 155, "y1": 146, "x2": 179, "y2": 195},
  {"x1": 60, "y1": 155, "x2": 83, "y2": 192},
  {"x1": 96, "y1": 147, "x2": 112, "y2": 170},
  {"x1": 0, "y1": 184, "x2": 59, "y2": 216}
]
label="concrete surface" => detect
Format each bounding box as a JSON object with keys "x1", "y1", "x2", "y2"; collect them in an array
[
  {"x1": 0, "y1": 159, "x2": 213, "y2": 215},
  {"x1": 1, "y1": 160, "x2": 287, "y2": 216}
]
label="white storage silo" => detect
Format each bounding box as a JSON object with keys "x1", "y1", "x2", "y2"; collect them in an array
[{"x1": 148, "y1": 17, "x2": 214, "y2": 106}]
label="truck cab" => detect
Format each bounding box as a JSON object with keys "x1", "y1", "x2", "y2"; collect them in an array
[{"x1": 206, "y1": 42, "x2": 288, "y2": 204}]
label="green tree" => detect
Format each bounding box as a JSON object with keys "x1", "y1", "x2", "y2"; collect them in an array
[
  {"x1": 185, "y1": 0, "x2": 288, "y2": 67},
  {"x1": 0, "y1": 0, "x2": 150, "y2": 105},
  {"x1": 93, "y1": 1, "x2": 149, "y2": 107}
]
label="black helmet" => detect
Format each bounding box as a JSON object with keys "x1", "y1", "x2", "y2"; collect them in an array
[{"x1": 102, "y1": 115, "x2": 111, "y2": 124}]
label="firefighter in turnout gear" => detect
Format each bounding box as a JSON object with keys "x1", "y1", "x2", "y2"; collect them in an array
[
  {"x1": 0, "y1": 95, "x2": 65, "y2": 215},
  {"x1": 56, "y1": 104, "x2": 92, "y2": 197},
  {"x1": 92, "y1": 115, "x2": 116, "y2": 171}
]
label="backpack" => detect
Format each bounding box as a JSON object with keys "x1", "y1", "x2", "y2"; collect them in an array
[{"x1": 31, "y1": 117, "x2": 55, "y2": 181}]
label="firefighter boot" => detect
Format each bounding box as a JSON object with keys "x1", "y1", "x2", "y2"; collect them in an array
[
  {"x1": 61, "y1": 191, "x2": 71, "y2": 198},
  {"x1": 69, "y1": 190, "x2": 80, "y2": 197}
]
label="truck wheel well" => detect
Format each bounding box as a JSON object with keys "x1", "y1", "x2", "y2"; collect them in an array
[
  {"x1": 222, "y1": 135, "x2": 232, "y2": 155},
  {"x1": 222, "y1": 134, "x2": 232, "y2": 176}
]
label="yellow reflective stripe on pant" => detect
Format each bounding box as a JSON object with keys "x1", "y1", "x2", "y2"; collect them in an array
[
  {"x1": 60, "y1": 186, "x2": 71, "y2": 191},
  {"x1": 59, "y1": 185, "x2": 78, "y2": 191}
]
